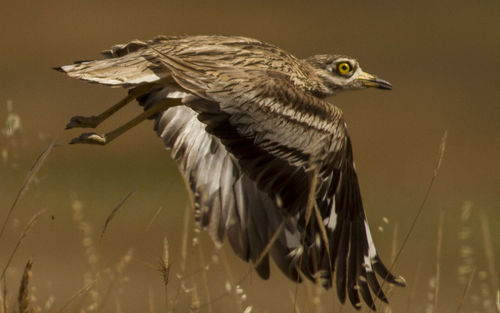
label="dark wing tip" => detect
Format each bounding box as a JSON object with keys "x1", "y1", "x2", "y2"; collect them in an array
[
  {"x1": 52, "y1": 66, "x2": 64, "y2": 72},
  {"x1": 366, "y1": 270, "x2": 389, "y2": 303},
  {"x1": 372, "y1": 255, "x2": 407, "y2": 287},
  {"x1": 255, "y1": 255, "x2": 270, "y2": 280},
  {"x1": 358, "y1": 272, "x2": 376, "y2": 311}
]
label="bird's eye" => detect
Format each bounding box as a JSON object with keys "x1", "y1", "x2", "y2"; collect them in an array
[{"x1": 337, "y1": 62, "x2": 352, "y2": 75}]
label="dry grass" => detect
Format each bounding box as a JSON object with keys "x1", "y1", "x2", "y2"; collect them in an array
[
  {"x1": 160, "y1": 237, "x2": 170, "y2": 313},
  {"x1": 17, "y1": 259, "x2": 32, "y2": 313},
  {"x1": 99, "y1": 188, "x2": 137, "y2": 244}
]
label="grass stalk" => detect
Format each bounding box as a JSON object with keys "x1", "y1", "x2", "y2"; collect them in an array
[
  {"x1": 0, "y1": 210, "x2": 44, "y2": 281},
  {"x1": 455, "y1": 269, "x2": 475, "y2": 313},
  {"x1": 387, "y1": 131, "x2": 447, "y2": 277},
  {"x1": 99, "y1": 187, "x2": 137, "y2": 244},
  {"x1": 479, "y1": 211, "x2": 498, "y2": 293},
  {"x1": 197, "y1": 243, "x2": 212, "y2": 313},
  {"x1": 57, "y1": 279, "x2": 96, "y2": 313},
  {"x1": 172, "y1": 205, "x2": 191, "y2": 313},
  {"x1": 404, "y1": 263, "x2": 421, "y2": 313},
  {"x1": 0, "y1": 140, "x2": 56, "y2": 240},
  {"x1": 1, "y1": 276, "x2": 7, "y2": 313},
  {"x1": 160, "y1": 237, "x2": 170, "y2": 313},
  {"x1": 17, "y1": 259, "x2": 32, "y2": 313},
  {"x1": 434, "y1": 211, "x2": 444, "y2": 312},
  {"x1": 146, "y1": 206, "x2": 164, "y2": 232}
]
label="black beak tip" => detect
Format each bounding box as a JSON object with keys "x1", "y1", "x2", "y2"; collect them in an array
[
  {"x1": 378, "y1": 82, "x2": 392, "y2": 90},
  {"x1": 375, "y1": 78, "x2": 392, "y2": 90}
]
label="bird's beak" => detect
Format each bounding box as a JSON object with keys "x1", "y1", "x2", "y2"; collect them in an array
[{"x1": 356, "y1": 71, "x2": 392, "y2": 90}]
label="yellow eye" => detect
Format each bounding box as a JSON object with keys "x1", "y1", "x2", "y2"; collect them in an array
[{"x1": 337, "y1": 62, "x2": 352, "y2": 75}]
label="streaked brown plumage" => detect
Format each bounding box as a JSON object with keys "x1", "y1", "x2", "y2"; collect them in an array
[{"x1": 56, "y1": 35, "x2": 404, "y2": 310}]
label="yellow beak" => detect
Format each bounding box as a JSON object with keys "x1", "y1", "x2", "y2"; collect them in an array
[{"x1": 357, "y1": 71, "x2": 392, "y2": 90}]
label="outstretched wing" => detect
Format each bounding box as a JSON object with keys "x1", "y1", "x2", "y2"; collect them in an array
[
  {"x1": 137, "y1": 54, "x2": 405, "y2": 310},
  {"x1": 145, "y1": 103, "x2": 309, "y2": 281}
]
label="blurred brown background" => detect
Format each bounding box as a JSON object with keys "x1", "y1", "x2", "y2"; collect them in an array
[{"x1": 1, "y1": 0, "x2": 499, "y2": 312}]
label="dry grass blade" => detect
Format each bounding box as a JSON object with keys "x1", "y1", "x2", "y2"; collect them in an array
[
  {"x1": 303, "y1": 280, "x2": 314, "y2": 313},
  {"x1": 391, "y1": 222, "x2": 399, "y2": 264},
  {"x1": 1, "y1": 276, "x2": 7, "y2": 313},
  {"x1": 160, "y1": 237, "x2": 170, "y2": 286},
  {"x1": 0, "y1": 140, "x2": 56, "y2": 239},
  {"x1": 159, "y1": 237, "x2": 170, "y2": 313},
  {"x1": 479, "y1": 211, "x2": 499, "y2": 293},
  {"x1": 99, "y1": 187, "x2": 137, "y2": 244},
  {"x1": 288, "y1": 290, "x2": 301, "y2": 313},
  {"x1": 404, "y1": 263, "x2": 421, "y2": 313},
  {"x1": 291, "y1": 160, "x2": 323, "y2": 313},
  {"x1": 378, "y1": 223, "x2": 400, "y2": 313},
  {"x1": 197, "y1": 244, "x2": 213, "y2": 313},
  {"x1": 0, "y1": 210, "x2": 44, "y2": 281},
  {"x1": 496, "y1": 289, "x2": 500, "y2": 312},
  {"x1": 199, "y1": 247, "x2": 255, "y2": 311},
  {"x1": 434, "y1": 130, "x2": 447, "y2": 176},
  {"x1": 148, "y1": 286, "x2": 154, "y2": 313},
  {"x1": 455, "y1": 269, "x2": 475, "y2": 313},
  {"x1": 17, "y1": 259, "x2": 33, "y2": 313},
  {"x1": 180, "y1": 205, "x2": 190, "y2": 273},
  {"x1": 388, "y1": 131, "x2": 448, "y2": 277},
  {"x1": 305, "y1": 164, "x2": 319, "y2": 226},
  {"x1": 172, "y1": 206, "x2": 191, "y2": 313},
  {"x1": 313, "y1": 202, "x2": 330, "y2": 257},
  {"x1": 146, "y1": 206, "x2": 163, "y2": 232},
  {"x1": 372, "y1": 130, "x2": 447, "y2": 309},
  {"x1": 191, "y1": 285, "x2": 200, "y2": 313},
  {"x1": 96, "y1": 248, "x2": 134, "y2": 313},
  {"x1": 434, "y1": 211, "x2": 444, "y2": 312},
  {"x1": 254, "y1": 222, "x2": 285, "y2": 269},
  {"x1": 56, "y1": 279, "x2": 96, "y2": 313}
]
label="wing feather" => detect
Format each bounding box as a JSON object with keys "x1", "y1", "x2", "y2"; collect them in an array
[{"x1": 149, "y1": 104, "x2": 295, "y2": 279}]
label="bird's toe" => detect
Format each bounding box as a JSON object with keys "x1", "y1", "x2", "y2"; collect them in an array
[
  {"x1": 69, "y1": 132, "x2": 107, "y2": 145},
  {"x1": 66, "y1": 115, "x2": 99, "y2": 129}
]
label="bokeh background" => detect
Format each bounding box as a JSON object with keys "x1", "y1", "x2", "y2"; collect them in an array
[{"x1": 1, "y1": 0, "x2": 499, "y2": 312}]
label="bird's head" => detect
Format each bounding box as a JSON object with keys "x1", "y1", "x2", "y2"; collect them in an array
[{"x1": 305, "y1": 54, "x2": 392, "y2": 96}]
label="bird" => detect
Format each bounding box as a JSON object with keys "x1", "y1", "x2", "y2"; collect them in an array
[{"x1": 55, "y1": 35, "x2": 405, "y2": 310}]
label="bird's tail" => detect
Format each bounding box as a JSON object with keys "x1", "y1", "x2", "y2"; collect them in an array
[{"x1": 53, "y1": 38, "x2": 170, "y2": 87}]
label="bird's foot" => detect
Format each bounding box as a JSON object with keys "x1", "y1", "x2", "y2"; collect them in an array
[
  {"x1": 66, "y1": 115, "x2": 101, "y2": 129},
  {"x1": 70, "y1": 132, "x2": 107, "y2": 145}
]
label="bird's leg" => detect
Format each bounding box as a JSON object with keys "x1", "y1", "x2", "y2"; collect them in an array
[
  {"x1": 69, "y1": 98, "x2": 179, "y2": 145},
  {"x1": 65, "y1": 83, "x2": 159, "y2": 129}
]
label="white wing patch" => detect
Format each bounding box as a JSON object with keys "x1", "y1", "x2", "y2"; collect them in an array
[
  {"x1": 167, "y1": 91, "x2": 190, "y2": 99},
  {"x1": 363, "y1": 220, "x2": 377, "y2": 272},
  {"x1": 323, "y1": 195, "x2": 337, "y2": 231}
]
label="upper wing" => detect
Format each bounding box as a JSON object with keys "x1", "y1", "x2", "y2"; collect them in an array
[
  {"x1": 54, "y1": 35, "x2": 308, "y2": 88},
  {"x1": 142, "y1": 54, "x2": 405, "y2": 310}
]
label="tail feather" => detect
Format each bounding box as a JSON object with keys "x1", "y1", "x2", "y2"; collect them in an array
[
  {"x1": 55, "y1": 56, "x2": 166, "y2": 86},
  {"x1": 54, "y1": 37, "x2": 174, "y2": 86}
]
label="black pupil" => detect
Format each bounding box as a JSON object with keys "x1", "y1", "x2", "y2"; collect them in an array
[{"x1": 342, "y1": 64, "x2": 349, "y2": 71}]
